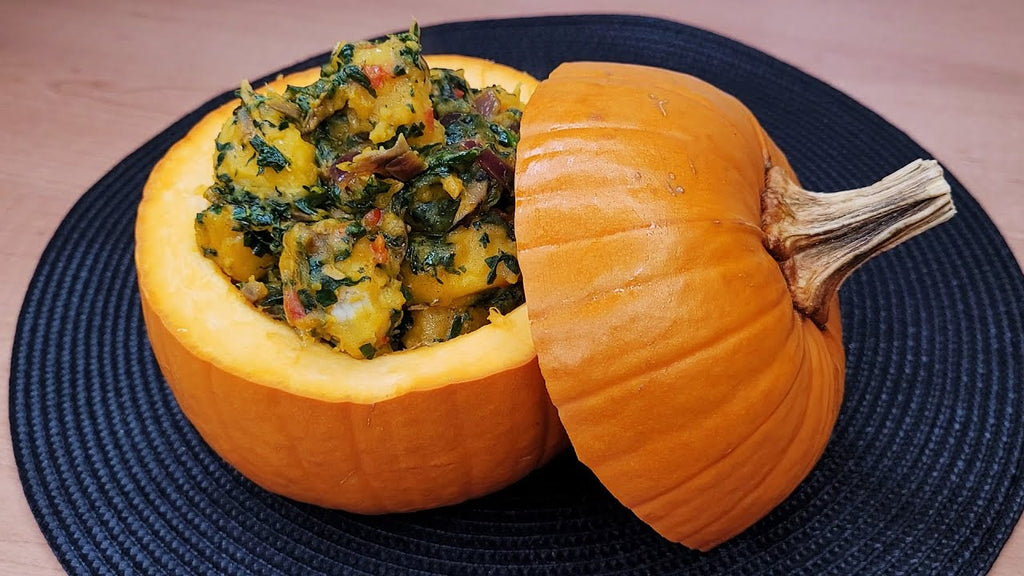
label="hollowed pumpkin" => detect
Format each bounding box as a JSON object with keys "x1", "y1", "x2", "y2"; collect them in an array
[{"x1": 136, "y1": 56, "x2": 568, "y2": 513}]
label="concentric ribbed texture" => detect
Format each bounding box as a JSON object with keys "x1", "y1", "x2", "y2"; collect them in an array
[{"x1": 10, "y1": 14, "x2": 1024, "y2": 575}]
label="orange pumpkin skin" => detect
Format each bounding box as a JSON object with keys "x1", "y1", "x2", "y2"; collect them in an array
[
  {"x1": 141, "y1": 297, "x2": 564, "y2": 512},
  {"x1": 515, "y1": 62, "x2": 845, "y2": 550},
  {"x1": 136, "y1": 56, "x2": 567, "y2": 513}
]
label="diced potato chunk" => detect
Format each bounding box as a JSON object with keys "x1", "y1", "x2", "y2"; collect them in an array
[
  {"x1": 402, "y1": 306, "x2": 490, "y2": 349},
  {"x1": 402, "y1": 221, "x2": 519, "y2": 306},
  {"x1": 278, "y1": 220, "x2": 405, "y2": 358},
  {"x1": 346, "y1": 37, "x2": 441, "y2": 146},
  {"x1": 214, "y1": 99, "x2": 319, "y2": 200},
  {"x1": 195, "y1": 205, "x2": 274, "y2": 282}
]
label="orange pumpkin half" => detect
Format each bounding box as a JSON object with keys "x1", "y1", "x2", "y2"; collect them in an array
[
  {"x1": 136, "y1": 55, "x2": 567, "y2": 513},
  {"x1": 515, "y1": 61, "x2": 953, "y2": 550}
]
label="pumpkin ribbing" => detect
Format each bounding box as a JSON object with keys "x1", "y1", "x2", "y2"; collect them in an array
[{"x1": 514, "y1": 61, "x2": 951, "y2": 550}]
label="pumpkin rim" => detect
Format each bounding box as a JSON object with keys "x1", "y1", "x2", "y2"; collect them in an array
[{"x1": 135, "y1": 56, "x2": 541, "y2": 405}]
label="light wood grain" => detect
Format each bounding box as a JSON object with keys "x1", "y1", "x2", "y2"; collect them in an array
[{"x1": 2, "y1": 1, "x2": 1021, "y2": 573}]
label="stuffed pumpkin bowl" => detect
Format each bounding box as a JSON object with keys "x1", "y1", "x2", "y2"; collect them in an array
[{"x1": 135, "y1": 27, "x2": 954, "y2": 550}]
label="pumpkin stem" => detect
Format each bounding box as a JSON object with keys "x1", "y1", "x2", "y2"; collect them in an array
[{"x1": 761, "y1": 159, "x2": 955, "y2": 327}]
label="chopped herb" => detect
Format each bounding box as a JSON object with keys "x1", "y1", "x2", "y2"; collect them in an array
[
  {"x1": 484, "y1": 251, "x2": 520, "y2": 284},
  {"x1": 339, "y1": 43, "x2": 355, "y2": 64},
  {"x1": 488, "y1": 122, "x2": 518, "y2": 148},
  {"x1": 323, "y1": 275, "x2": 370, "y2": 289},
  {"x1": 293, "y1": 189, "x2": 327, "y2": 216},
  {"x1": 406, "y1": 193, "x2": 459, "y2": 235},
  {"x1": 415, "y1": 145, "x2": 481, "y2": 181},
  {"x1": 315, "y1": 285, "x2": 337, "y2": 307},
  {"x1": 330, "y1": 177, "x2": 384, "y2": 215},
  {"x1": 389, "y1": 308, "x2": 403, "y2": 326},
  {"x1": 359, "y1": 343, "x2": 377, "y2": 359},
  {"x1": 322, "y1": 43, "x2": 356, "y2": 76},
  {"x1": 399, "y1": 41, "x2": 422, "y2": 67},
  {"x1": 383, "y1": 231, "x2": 406, "y2": 249},
  {"x1": 308, "y1": 257, "x2": 325, "y2": 278},
  {"x1": 297, "y1": 289, "x2": 317, "y2": 311},
  {"x1": 209, "y1": 185, "x2": 291, "y2": 256},
  {"x1": 363, "y1": 175, "x2": 393, "y2": 196},
  {"x1": 476, "y1": 283, "x2": 525, "y2": 314},
  {"x1": 284, "y1": 83, "x2": 316, "y2": 116},
  {"x1": 215, "y1": 140, "x2": 233, "y2": 166},
  {"x1": 241, "y1": 230, "x2": 280, "y2": 256},
  {"x1": 447, "y1": 311, "x2": 470, "y2": 340},
  {"x1": 203, "y1": 248, "x2": 218, "y2": 257},
  {"x1": 231, "y1": 199, "x2": 287, "y2": 229},
  {"x1": 312, "y1": 274, "x2": 368, "y2": 307},
  {"x1": 249, "y1": 135, "x2": 290, "y2": 173},
  {"x1": 478, "y1": 232, "x2": 490, "y2": 247},
  {"x1": 379, "y1": 123, "x2": 425, "y2": 149},
  {"x1": 345, "y1": 221, "x2": 366, "y2": 237},
  {"x1": 341, "y1": 64, "x2": 375, "y2": 96},
  {"x1": 407, "y1": 235, "x2": 458, "y2": 278}
]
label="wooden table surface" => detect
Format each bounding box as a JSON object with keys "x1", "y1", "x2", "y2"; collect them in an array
[{"x1": 3, "y1": 1, "x2": 1022, "y2": 573}]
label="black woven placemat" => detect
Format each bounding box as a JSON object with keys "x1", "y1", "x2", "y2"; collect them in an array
[{"x1": 11, "y1": 14, "x2": 1024, "y2": 575}]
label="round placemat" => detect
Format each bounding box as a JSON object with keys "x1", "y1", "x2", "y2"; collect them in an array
[{"x1": 11, "y1": 14, "x2": 1024, "y2": 575}]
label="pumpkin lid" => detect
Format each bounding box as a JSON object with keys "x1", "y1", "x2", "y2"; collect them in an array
[{"x1": 513, "y1": 61, "x2": 953, "y2": 549}]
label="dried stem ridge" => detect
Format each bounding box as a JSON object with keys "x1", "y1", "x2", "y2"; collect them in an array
[{"x1": 761, "y1": 159, "x2": 955, "y2": 327}]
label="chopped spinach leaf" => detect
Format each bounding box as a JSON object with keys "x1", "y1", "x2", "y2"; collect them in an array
[
  {"x1": 297, "y1": 289, "x2": 317, "y2": 311},
  {"x1": 447, "y1": 311, "x2": 470, "y2": 340},
  {"x1": 315, "y1": 286, "x2": 337, "y2": 307},
  {"x1": 363, "y1": 175, "x2": 392, "y2": 196},
  {"x1": 415, "y1": 145, "x2": 481, "y2": 181},
  {"x1": 293, "y1": 193, "x2": 325, "y2": 217},
  {"x1": 407, "y1": 193, "x2": 459, "y2": 235},
  {"x1": 488, "y1": 123, "x2": 518, "y2": 148},
  {"x1": 323, "y1": 275, "x2": 370, "y2": 290},
  {"x1": 484, "y1": 251, "x2": 520, "y2": 284},
  {"x1": 407, "y1": 235, "x2": 458, "y2": 278},
  {"x1": 210, "y1": 186, "x2": 292, "y2": 256},
  {"x1": 333, "y1": 247, "x2": 352, "y2": 262},
  {"x1": 476, "y1": 283, "x2": 525, "y2": 314},
  {"x1": 249, "y1": 135, "x2": 290, "y2": 173},
  {"x1": 378, "y1": 123, "x2": 425, "y2": 149},
  {"x1": 338, "y1": 43, "x2": 355, "y2": 64},
  {"x1": 215, "y1": 140, "x2": 233, "y2": 166},
  {"x1": 345, "y1": 221, "x2": 366, "y2": 237},
  {"x1": 341, "y1": 64, "x2": 375, "y2": 96}
]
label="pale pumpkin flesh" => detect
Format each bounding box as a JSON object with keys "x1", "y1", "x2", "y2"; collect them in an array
[
  {"x1": 515, "y1": 62, "x2": 846, "y2": 550},
  {"x1": 136, "y1": 56, "x2": 567, "y2": 513}
]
